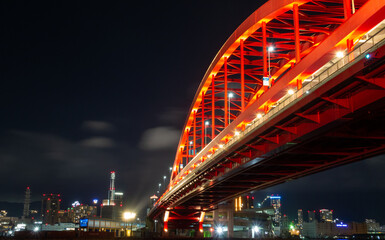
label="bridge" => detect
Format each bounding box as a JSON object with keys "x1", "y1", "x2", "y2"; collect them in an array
[{"x1": 148, "y1": 0, "x2": 385, "y2": 237}]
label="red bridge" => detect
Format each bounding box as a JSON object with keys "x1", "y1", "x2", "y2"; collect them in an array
[{"x1": 148, "y1": 0, "x2": 385, "y2": 236}]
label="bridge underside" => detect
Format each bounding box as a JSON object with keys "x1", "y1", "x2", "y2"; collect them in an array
[{"x1": 182, "y1": 100, "x2": 385, "y2": 208}]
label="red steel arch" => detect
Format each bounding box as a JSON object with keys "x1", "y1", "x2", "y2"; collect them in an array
[{"x1": 155, "y1": 0, "x2": 385, "y2": 209}]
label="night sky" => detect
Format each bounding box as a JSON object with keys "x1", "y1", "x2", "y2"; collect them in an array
[{"x1": 1, "y1": 0, "x2": 385, "y2": 223}]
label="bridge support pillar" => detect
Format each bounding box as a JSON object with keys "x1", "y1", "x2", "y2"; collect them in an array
[
  {"x1": 213, "y1": 209, "x2": 219, "y2": 224},
  {"x1": 227, "y1": 207, "x2": 234, "y2": 238}
]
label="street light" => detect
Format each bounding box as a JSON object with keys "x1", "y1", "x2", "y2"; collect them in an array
[
  {"x1": 216, "y1": 226, "x2": 224, "y2": 235},
  {"x1": 163, "y1": 176, "x2": 166, "y2": 190},
  {"x1": 158, "y1": 183, "x2": 161, "y2": 193},
  {"x1": 268, "y1": 46, "x2": 274, "y2": 77},
  {"x1": 204, "y1": 120, "x2": 209, "y2": 146},
  {"x1": 228, "y1": 92, "x2": 234, "y2": 125},
  {"x1": 123, "y1": 211, "x2": 136, "y2": 237},
  {"x1": 336, "y1": 51, "x2": 344, "y2": 58},
  {"x1": 252, "y1": 225, "x2": 260, "y2": 238}
]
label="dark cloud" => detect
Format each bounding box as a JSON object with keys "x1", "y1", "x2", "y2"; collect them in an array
[
  {"x1": 81, "y1": 121, "x2": 115, "y2": 133},
  {"x1": 79, "y1": 137, "x2": 115, "y2": 148},
  {"x1": 157, "y1": 107, "x2": 187, "y2": 125},
  {"x1": 139, "y1": 127, "x2": 180, "y2": 151},
  {"x1": 0, "y1": 130, "x2": 147, "y2": 205}
]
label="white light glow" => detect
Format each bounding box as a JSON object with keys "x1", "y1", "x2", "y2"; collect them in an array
[
  {"x1": 288, "y1": 89, "x2": 295, "y2": 95},
  {"x1": 257, "y1": 113, "x2": 262, "y2": 119},
  {"x1": 253, "y1": 226, "x2": 260, "y2": 233},
  {"x1": 228, "y1": 92, "x2": 234, "y2": 98},
  {"x1": 336, "y1": 51, "x2": 344, "y2": 58},
  {"x1": 123, "y1": 212, "x2": 136, "y2": 220},
  {"x1": 234, "y1": 131, "x2": 240, "y2": 136}
]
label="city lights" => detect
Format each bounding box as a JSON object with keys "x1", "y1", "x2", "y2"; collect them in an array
[{"x1": 288, "y1": 89, "x2": 295, "y2": 95}]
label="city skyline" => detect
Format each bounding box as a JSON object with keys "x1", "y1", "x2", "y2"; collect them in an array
[{"x1": 1, "y1": 0, "x2": 385, "y2": 228}]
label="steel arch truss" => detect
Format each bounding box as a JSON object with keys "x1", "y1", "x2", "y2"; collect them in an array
[{"x1": 149, "y1": 0, "x2": 385, "y2": 221}]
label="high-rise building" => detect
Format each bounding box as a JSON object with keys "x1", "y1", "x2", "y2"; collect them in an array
[
  {"x1": 22, "y1": 187, "x2": 31, "y2": 219},
  {"x1": 298, "y1": 209, "x2": 303, "y2": 228},
  {"x1": 270, "y1": 195, "x2": 281, "y2": 225},
  {"x1": 308, "y1": 210, "x2": 315, "y2": 222},
  {"x1": 114, "y1": 192, "x2": 124, "y2": 207},
  {"x1": 108, "y1": 171, "x2": 116, "y2": 205},
  {"x1": 41, "y1": 194, "x2": 61, "y2": 225},
  {"x1": 69, "y1": 205, "x2": 97, "y2": 223},
  {"x1": 320, "y1": 209, "x2": 333, "y2": 222}
]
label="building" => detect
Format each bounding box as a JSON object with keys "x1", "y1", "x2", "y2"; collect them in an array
[
  {"x1": 66, "y1": 205, "x2": 97, "y2": 223},
  {"x1": 270, "y1": 196, "x2": 281, "y2": 225},
  {"x1": 41, "y1": 194, "x2": 61, "y2": 225},
  {"x1": 320, "y1": 209, "x2": 333, "y2": 222},
  {"x1": 114, "y1": 192, "x2": 124, "y2": 207},
  {"x1": 234, "y1": 195, "x2": 254, "y2": 212},
  {"x1": 365, "y1": 219, "x2": 381, "y2": 233},
  {"x1": 308, "y1": 210, "x2": 315, "y2": 222},
  {"x1": 298, "y1": 209, "x2": 303, "y2": 229},
  {"x1": 302, "y1": 221, "x2": 367, "y2": 238},
  {"x1": 100, "y1": 171, "x2": 124, "y2": 220},
  {"x1": 22, "y1": 187, "x2": 31, "y2": 219}
]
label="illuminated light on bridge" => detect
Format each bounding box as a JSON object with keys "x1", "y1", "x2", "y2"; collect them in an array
[{"x1": 149, "y1": 0, "x2": 385, "y2": 236}]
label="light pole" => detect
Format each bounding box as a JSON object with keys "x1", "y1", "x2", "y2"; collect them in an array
[
  {"x1": 189, "y1": 141, "x2": 193, "y2": 161},
  {"x1": 158, "y1": 183, "x2": 161, "y2": 194},
  {"x1": 268, "y1": 46, "x2": 274, "y2": 78},
  {"x1": 228, "y1": 92, "x2": 234, "y2": 125},
  {"x1": 163, "y1": 176, "x2": 166, "y2": 190},
  {"x1": 204, "y1": 121, "x2": 209, "y2": 146},
  {"x1": 123, "y1": 211, "x2": 136, "y2": 237}
]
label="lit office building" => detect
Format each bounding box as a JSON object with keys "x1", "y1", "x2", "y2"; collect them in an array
[
  {"x1": 69, "y1": 205, "x2": 97, "y2": 223},
  {"x1": 270, "y1": 195, "x2": 281, "y2": 224},
  {"x1": 298, "y1": 209, "x2": 303, "y2": 228},
  {"x1": 320, "y1": 209, "x2": 333, "y2": 222}
]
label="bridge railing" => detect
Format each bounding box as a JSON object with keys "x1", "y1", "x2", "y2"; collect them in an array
[{"x1": 157, "y1": 21, "x2": 385, "y2": 208}]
